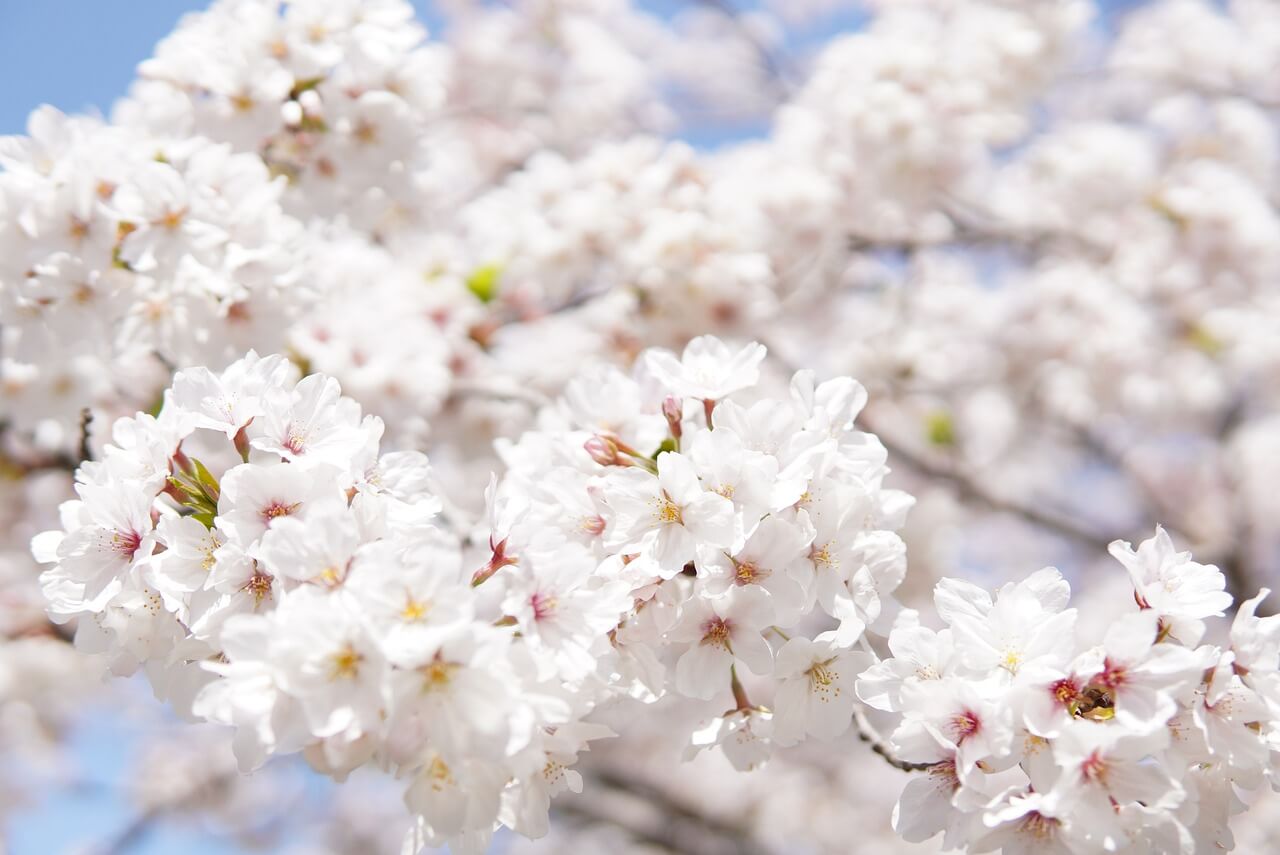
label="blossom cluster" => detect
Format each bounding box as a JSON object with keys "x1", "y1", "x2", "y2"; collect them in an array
[
  {"x1": 6, "y1": 0, "x2": 1280, "y2": 851},
  {"x1": 0, "y1": 108, "x2": 303, "y2": 451},
  {"x1": 32, "y1": 336, "x2": 913, "y2": 852},
  {"x1": 861, "y1": 528, "x2": 1280, "y2": 853}
]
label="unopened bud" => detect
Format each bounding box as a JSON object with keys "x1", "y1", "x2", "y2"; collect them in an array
[
  {"x1": 584, "y1": 435, "x2": 622, "y2": 467},
  {"x1": 662, "y1": 395, "x2": 683, "y2": 439},
  {"x1": 297, "y1": 89, "x2": 322, "y2": 114},
  {"x1": 233, "y1": 424, "x2": 252, "y2": 462},
  {"x1": 281, "y1": 100, "x2": 303, "y2": 127}
]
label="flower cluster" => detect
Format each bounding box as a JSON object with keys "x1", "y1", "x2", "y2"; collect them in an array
[
  {"x1": 484, "y1": 334, "x2": 912, "y2": 768},
  {"x1": 0, "y1": 108, "x2": 303, "y2": 453},
  {"x1": 118, "y1": 0, "x2": 447, "y2": 235},
  {"x1": 32, "y1": 336, "x2": 912, "y2": 852},
  {"x1": 8, "y1": 0, "x2": 1280, "y2": 851},
  {"x1": 860, "y1": 528, "x2": 1280, "y2": 853}
]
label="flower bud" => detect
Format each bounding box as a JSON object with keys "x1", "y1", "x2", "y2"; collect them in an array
[
  {"x1": 662, "y1": 395, "x2": 683, "y2": 439},
  {"x1": 584, "y1": 435, "x2": 622, "y2": 467},
  {"x1": 281, "y1": 100, "x2": 303, "y2": 127}
]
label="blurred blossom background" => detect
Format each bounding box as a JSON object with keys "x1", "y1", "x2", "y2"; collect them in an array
[{"x1": 2, "y1": 0, "x2": 1280, "y2": 853}]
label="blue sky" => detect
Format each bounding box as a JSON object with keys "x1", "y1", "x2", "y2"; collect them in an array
[
  {"x1": 0, "y1": 0, "x2": 1142, "y2": 137},
  {"x1": 0, "y1": 0, "x2": 882, "y2": 139},
  {"x1": 0, "y1": 1, "x2": 445, "y2": 135}
]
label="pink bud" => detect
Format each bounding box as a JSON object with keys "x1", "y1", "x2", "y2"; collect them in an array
[
  {"x1": 584, "y1": 435, "x2": 621, "y2": 467},
  {"x1": 662, "y1": 395, "x2": 683, "y2": 438}
]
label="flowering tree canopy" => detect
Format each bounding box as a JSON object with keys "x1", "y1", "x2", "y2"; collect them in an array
[{"x1": 4, "y1": 1, "x2": 1280, "y2": 853}]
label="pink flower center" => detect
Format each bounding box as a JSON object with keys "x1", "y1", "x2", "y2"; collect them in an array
[
  {"x1": 701, "y1": 617, "x2": 733, "y2": 649},
  {"x1": 947, "y1": 710, "x2": 981, "y2": 743},
  {"x1": 111, "y1": 529, "x2": 142, "y2": 560},
  {"x1": 1081, "y1": 750, "x2": 1109, "y2": 785},
  {"x1": 260, "y1": 500, "x2": 300, "y2": 524},
  {"x1": 282, "y1": 424, "x2": 307, "y2": 454},
  {"x1": 1098, "y1": 658, "x2": 1127, "y2": 691},
  {"x1": 733, "y1": 559, "x2": 771, "y2": 585},
  {"x1": 1051, "y1": 677, "x2": 1080, "y2": 706},
  {"x1": 531, "y1": 592, "x2": 558, "y2": 622},
  {"x1": 1020, "y1": 811, "x2": 1061, "y2": 841}
]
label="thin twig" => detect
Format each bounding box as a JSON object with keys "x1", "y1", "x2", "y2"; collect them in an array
[
  {"x1": 689, "y1": 0, "x2": 796, "y2": 97},
  {"x1": 78, "y1": 407, "x2": 95, "y2": 464},
  {"x1": 852, "y1": 703, "x2": 932, "y2": 773},
  {"x1": 561, "y1": 766, "x2": 775, "y2": 855},
  {"x1": 868, "y1": 420, "x2": 1117, "y2": 553},
  {"x1": 96, "y1": 807, "x2": 163, "y2": 855}
]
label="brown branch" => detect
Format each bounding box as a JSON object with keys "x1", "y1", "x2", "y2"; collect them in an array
[
  {"x1": 852, "y1": 703, "x2": 932, "y2": 773},
  {"x1": 846, "y1": 205, "x2": 1114, "y2": 263},
  {"x1": 78, "y1": 407, "x2": 95, "y2": 465},
  {"x1": 96, "y1": 806, "x2": 164, "y2": 855},
  {"x1": 561, "y1": 766, "x2": 775, "y2": 855},
  {"x1": 868, "y1": 421, "x2": 1117, "y2": 553},
  {"x1": 688, "y1": 0, "x2": 795, "y2": 98},
  {"x1": 1217, "y1": 441, "x2": 1261, "y2": 610}
]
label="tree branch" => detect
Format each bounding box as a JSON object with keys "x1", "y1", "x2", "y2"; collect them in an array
[
  {"x1": 560, "y1": 766, "x2": 775, "y2": 855},
  {"x1": 868, "y1": 420, "x2": 1117, "y2": 553},
  {"x1": 852, "y1": 703, "x2": 932, "y2": 774},
  {"x1": 689, "y1": 0, "x2": 796, "y2": 98}
]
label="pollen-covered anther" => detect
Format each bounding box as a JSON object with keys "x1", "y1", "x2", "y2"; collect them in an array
[
  {"x1": 318, "y1": 563, "x2": 347, "y2": 587},
  {"x1": 110, "y1": 529, "x2": 143, "y2": 559},
  {"x1": 733, "y1": 558, "x2": 770, "y2": 585},
  {"x1": 810, "y1": 543, "x2": 836, "y2": 568},
  {"x1": 1000, "y1": 649, "x2": 1023, "y2": 674},
  {"x1": 155, "y1": 206, "x2": 188, "y2": 230},
  {"x1": 400, "y1": 596, "x2": 430, "y2": 622},
  {"x1": 655, "y1": 495, "x2": 683, "y2": 524},
  {"x1": 1052, "y1": 677, "x2": 1079, "y2": 705},
  {"x1": 241, "y1": 570, "x2": 274, "y2": 605},
  {"x1": 329, "y1": 644, "x2": 363, "y2": 680},
  {"x1": 282, "y1": 424, "x2": 309, "y2": 454},
  {"x1": 426, "y1": 756, "x2": 454, "y2": 792},
  {"x1": 260, "y1": 500, "x2": 300, "y2": 523},
  {"x1": 948, "y1": 710, "x2": 981, "y2": 743},
  {"x1": 807, "y1": 661, "x2": 840, "y2": 702},
  {"x1": 701, "y1": 617, "x2": 732, "y2": 649},
  {"x1": 420, "y1": 659, "x2": 459, "y2": 692},
  {"x1": 1020, "y1": 811, "x2": 1061, "y2": 841}
]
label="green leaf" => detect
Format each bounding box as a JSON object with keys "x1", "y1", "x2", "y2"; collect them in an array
[
  {"x1": 925, "y1": 411, "x2": 956, "y2": 447},
  {"x1": 110, "y1": 245, "x2": 132, "y2": 271},
  {"x1": 168, "y1": 460, "x2": 221, "y2": 521},
  {"x1": 652, "y1": 438, "x2": 677, "y2": 458},
  {"x1": 297, "y1": 115, "x2": 328, "y2": 134},
  {"x1": 191, "y1": 458, "x2": 221, "y2": 502},
  {"x1": 289, "y1": 76, "x2": 325, "y2": 98},
  {"x1": 1186, "y1": 324, "x2": 1223, "y2": 357},
  {"x1": 287, "y1": 350, "x2": 313, "y2": 378},
  {"x1": 465, "y1": 263, "x2": 503, "y2": 304}
]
